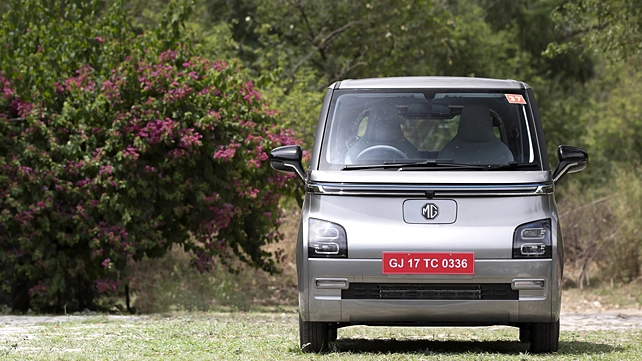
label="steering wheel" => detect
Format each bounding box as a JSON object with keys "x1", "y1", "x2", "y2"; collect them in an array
[{"x1": 356, "y1": 145, "x2": 408, "y2": 161}]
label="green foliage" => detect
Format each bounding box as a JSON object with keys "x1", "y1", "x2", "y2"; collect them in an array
[
  {"x1": 248, "y1": 0, "x2": 532, "y2": 82},
  {"x1": 547, "y1": 0, "x2": 642, "y2": 63},
  {"x1": 0, "y1": 0, "x2": 299, "y2": 312},
  {"x1": 609, "y1": 168, "x2": 642, "y2": 281},
  {"x1": 558, "y1": 62, "x2": 642, "y2": 190},
  {"x1": 260, "y1": 68, "x2": 324, "y2": 151},
  {"x1": 583, "y1": 66, "x2": 642, "y2": 164},
  {"x1": 485, "y1": 0, "x2": 594, "y2": 82}
]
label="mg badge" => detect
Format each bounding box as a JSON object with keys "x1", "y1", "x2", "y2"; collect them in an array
[{"x1": 421, "y1": 203, "x2": 439, "y2": 220}]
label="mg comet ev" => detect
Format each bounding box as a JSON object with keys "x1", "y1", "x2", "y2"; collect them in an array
[{"x1": 269, "y1": 77, "x2": 588, "y2": 353}]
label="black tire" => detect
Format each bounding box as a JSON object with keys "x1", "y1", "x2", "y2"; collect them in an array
[
  {"x1": 530, "y1": 320, "x2": 559, "y2": 353},
  {"x1": 328, "y1": 326, "x2": 337, "y2": 342},
  {"x1": 299, "y1": 313, "x2": 328, "y2": 353},
  {"x1": 519, "y1": 325, "x2": 531, "y2": 343}
]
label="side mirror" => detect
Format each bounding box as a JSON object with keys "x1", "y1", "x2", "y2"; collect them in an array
[
  {"x1": 552, "y1": 145, "x2": 588, "y2": 184},
  {"x1": 269, "y1": 145, "x2": 306, "y2": 182}
]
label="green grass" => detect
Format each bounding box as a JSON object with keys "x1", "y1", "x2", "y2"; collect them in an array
[{"x1": 1, "y1": 311, "x2": 640, "y2": 360}]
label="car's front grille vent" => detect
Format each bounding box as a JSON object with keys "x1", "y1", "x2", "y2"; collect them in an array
[{"x1": 342, "y1": 283, "x2": 517, "y2": 300}]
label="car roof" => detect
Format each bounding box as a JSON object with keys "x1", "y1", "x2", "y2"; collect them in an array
[{"x1": 333, "y1": 76, "x2": 526, "y2": 90}]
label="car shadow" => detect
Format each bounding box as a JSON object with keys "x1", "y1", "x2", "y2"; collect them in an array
[{"x1": 328, "y1": 338, "x2": 620, "y2": 355}]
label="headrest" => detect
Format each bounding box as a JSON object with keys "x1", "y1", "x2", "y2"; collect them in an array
[
  {"x1": 456, "y1": 104, "x2": 495, "y2": 142},
  {"x1": 365, "y1": 103, "x2": 404, "y2": 142}
]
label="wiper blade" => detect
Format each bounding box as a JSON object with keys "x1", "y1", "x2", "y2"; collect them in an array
[
  {"x1": 341, "y1": 161, "x2": 488, "y2": 171},
  {"x1": 341, "y1": 161, "x2": 540, "y2": 171},
  {"x1": 341, "y1": 164, "x2": 404, "y2": 171},
  {"x1": 398, "y1": 161, "x2": 540, "y2": 171},
  {"x1": 395, "y1": 160, "x2": 492, "y2": 170},
  {"x1": 484, "y1": 162, "x2": 540, "y2": 170}
]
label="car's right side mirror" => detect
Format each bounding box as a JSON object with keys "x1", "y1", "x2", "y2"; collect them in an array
[{"x1": 552, "y1": 145, "x2": 588, "y2": 184}]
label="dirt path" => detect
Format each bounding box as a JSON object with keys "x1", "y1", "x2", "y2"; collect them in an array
[
  {"x1": 0, "y1": 311, "x2": 641, "y2": 338},
  {"x1": 562, "y1": 311, "x2": 642, "y2": 331},
  {"x1": 0, "y1": 315, "x2": 144, "y2": 339}
]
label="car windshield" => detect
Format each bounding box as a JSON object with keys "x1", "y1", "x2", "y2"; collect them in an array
[{"x1": 318, "y1": 89, "x2": 541, "y2": 171}]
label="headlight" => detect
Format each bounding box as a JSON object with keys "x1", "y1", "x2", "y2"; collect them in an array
[
  {"x1": 512, "y1": 219, "x2": 552, "y2": 259},
  {"x1": 308, "y1": 218, "x2": 348, "y2": 258}
]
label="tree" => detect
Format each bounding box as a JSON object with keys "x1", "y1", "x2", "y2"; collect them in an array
[
  {"x1": 0, "y1": 0, "x2": 299, "y2": 312},
  {"x1": 547, "y1": 0, "x2": 642, "y2": 62}
]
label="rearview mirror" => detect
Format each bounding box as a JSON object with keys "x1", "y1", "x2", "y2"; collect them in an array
[
  {"x1": 405, "y1": 102, "x2": 452, "y2": 119},
  {"x1": 552, "y1": 145, "x2": 588, "y2": 183},
  {"x1": 429, "y1": 103, "x2": 452, "y2": 118},
  {"x1": 269, "y1": 145, "x2": 306, "y2": 182}
]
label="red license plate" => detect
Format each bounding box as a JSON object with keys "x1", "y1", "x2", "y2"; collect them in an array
[{"x1": 382, "y1": 252, "x2": 475, "y2": 275}]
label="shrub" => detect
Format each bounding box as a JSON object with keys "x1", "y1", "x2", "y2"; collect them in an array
[
  {"x1": 0, "y1": 0, "x2": 299, "y2": 311},
  {"x1": 558, "y1": 183, "x2": 617, "y2": 288},
  {"x1": 559, "y1": 168, "x2": 642, "y2": 288},
  {"x1": 608, "y1": 168, "x2": 642, "y2": 282}
]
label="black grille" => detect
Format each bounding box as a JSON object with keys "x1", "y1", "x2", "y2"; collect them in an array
[{"x1": 342, "y1": 283, "x2": 517, "y2": 300}]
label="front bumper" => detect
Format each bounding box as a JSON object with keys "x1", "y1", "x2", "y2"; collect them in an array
[{"x1": 301, "y1": 258, "x2": 558, "y2": 326}]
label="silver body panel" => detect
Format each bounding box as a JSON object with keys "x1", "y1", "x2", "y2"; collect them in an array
[
  {"x1": 336, "y1": 76, "x2": 523, "y2": 90},
  {"x1": 297, "y1": 171, "x2": 563, "y2": 326}
]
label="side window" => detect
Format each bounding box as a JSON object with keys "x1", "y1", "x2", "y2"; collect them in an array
[
  {"x1": 357, "y1": 116, "x2": 368, "y2": 137},
  {"x1": 493, "y1": 127, "x2": 501, "y2": 140},
  {"x1": 437, "y1": 116, "x2": 460, "y2": 150}
]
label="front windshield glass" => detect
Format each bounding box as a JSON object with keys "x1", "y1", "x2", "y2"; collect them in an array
[{"x1": 318, "y1": 89, "x2": 540, "y2": 171}]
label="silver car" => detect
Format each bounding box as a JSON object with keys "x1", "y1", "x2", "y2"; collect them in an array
[{"x1": 269, "y1": 77, "x2": 588, "y2": 354}]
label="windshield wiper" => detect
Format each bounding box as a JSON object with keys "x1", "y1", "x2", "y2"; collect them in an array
[
  {"x1": 398, "y1": 161, "x2": 541, "y2": 171},
  {"x1": 342, "y1": 161, "x2": 488, "y2": 171},
  {"x1": 484, "y1": 162, "x2": 541, "y2": 170},
  {"x1": 341, "y1": 161, "x2": 540, "y2": 171}
]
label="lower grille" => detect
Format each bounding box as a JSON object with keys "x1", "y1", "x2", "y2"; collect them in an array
[{"x1": 342, "y1": 283, "x2": 517, "y2": 300}]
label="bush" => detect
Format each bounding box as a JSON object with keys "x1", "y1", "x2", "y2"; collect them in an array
[
  {"x1": 0, "y1": 0, "x2": 299, "y2": 312},
  {"x1": 560, "y1": 168, "x2": 642, "y2": 288},
  {"x1": 558, "y1": 182, "x2": 617, "y2": 288},
  {"x1": 608, "y1": 168, "x2": 642, "y2": 282}
]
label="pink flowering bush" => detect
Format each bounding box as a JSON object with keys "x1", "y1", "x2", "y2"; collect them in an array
[{"x1": 0, "y1": 0, "x2": 300, "y2": 311}]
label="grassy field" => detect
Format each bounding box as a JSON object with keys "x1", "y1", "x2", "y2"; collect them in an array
[{"x1": 1, "y1": 310, "x2": 640, "y2": 360}]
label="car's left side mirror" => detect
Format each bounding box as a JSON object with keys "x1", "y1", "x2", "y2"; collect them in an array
[
  {"x1": 552, "y1": 145, "x2": 588, "y2": 184},
  {"x1": 269, "y1": 145, "x2": 306, "y2": 182}
]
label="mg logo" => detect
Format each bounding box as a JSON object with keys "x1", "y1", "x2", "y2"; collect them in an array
[{"x1": 421, "y1": 203, "x2": 439, "y2": 220}]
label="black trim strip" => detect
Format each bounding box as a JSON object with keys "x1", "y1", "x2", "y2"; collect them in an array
[{"x1": 342, "y1": 283, "x2": 518, "y2": 300}]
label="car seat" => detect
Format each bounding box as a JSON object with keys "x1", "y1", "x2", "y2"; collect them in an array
[
  {"x1": 345, "y1": 103, "x2": 418, "y2": 164},
  {"x1": 438, "y1": 104, "x2": 514, "y2": 165}
]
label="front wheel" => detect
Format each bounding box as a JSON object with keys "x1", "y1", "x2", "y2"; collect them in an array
[
  {"x1": 518, "y1": 324, "x2": 531, "y2": 343},
  {"x1": 530, "y1": 320, "x2": 559, "y2": 353},
  {"x1": 299, "y1": 313, "x2": 328, "y2": 353},
  {"x1": 328, "y1": 326, "x2": 337, "y2": 342}
]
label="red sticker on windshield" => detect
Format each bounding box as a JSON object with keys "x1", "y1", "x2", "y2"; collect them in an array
[{"x1": 505, "y1": 94, "x2": 526, "y2": 104}]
